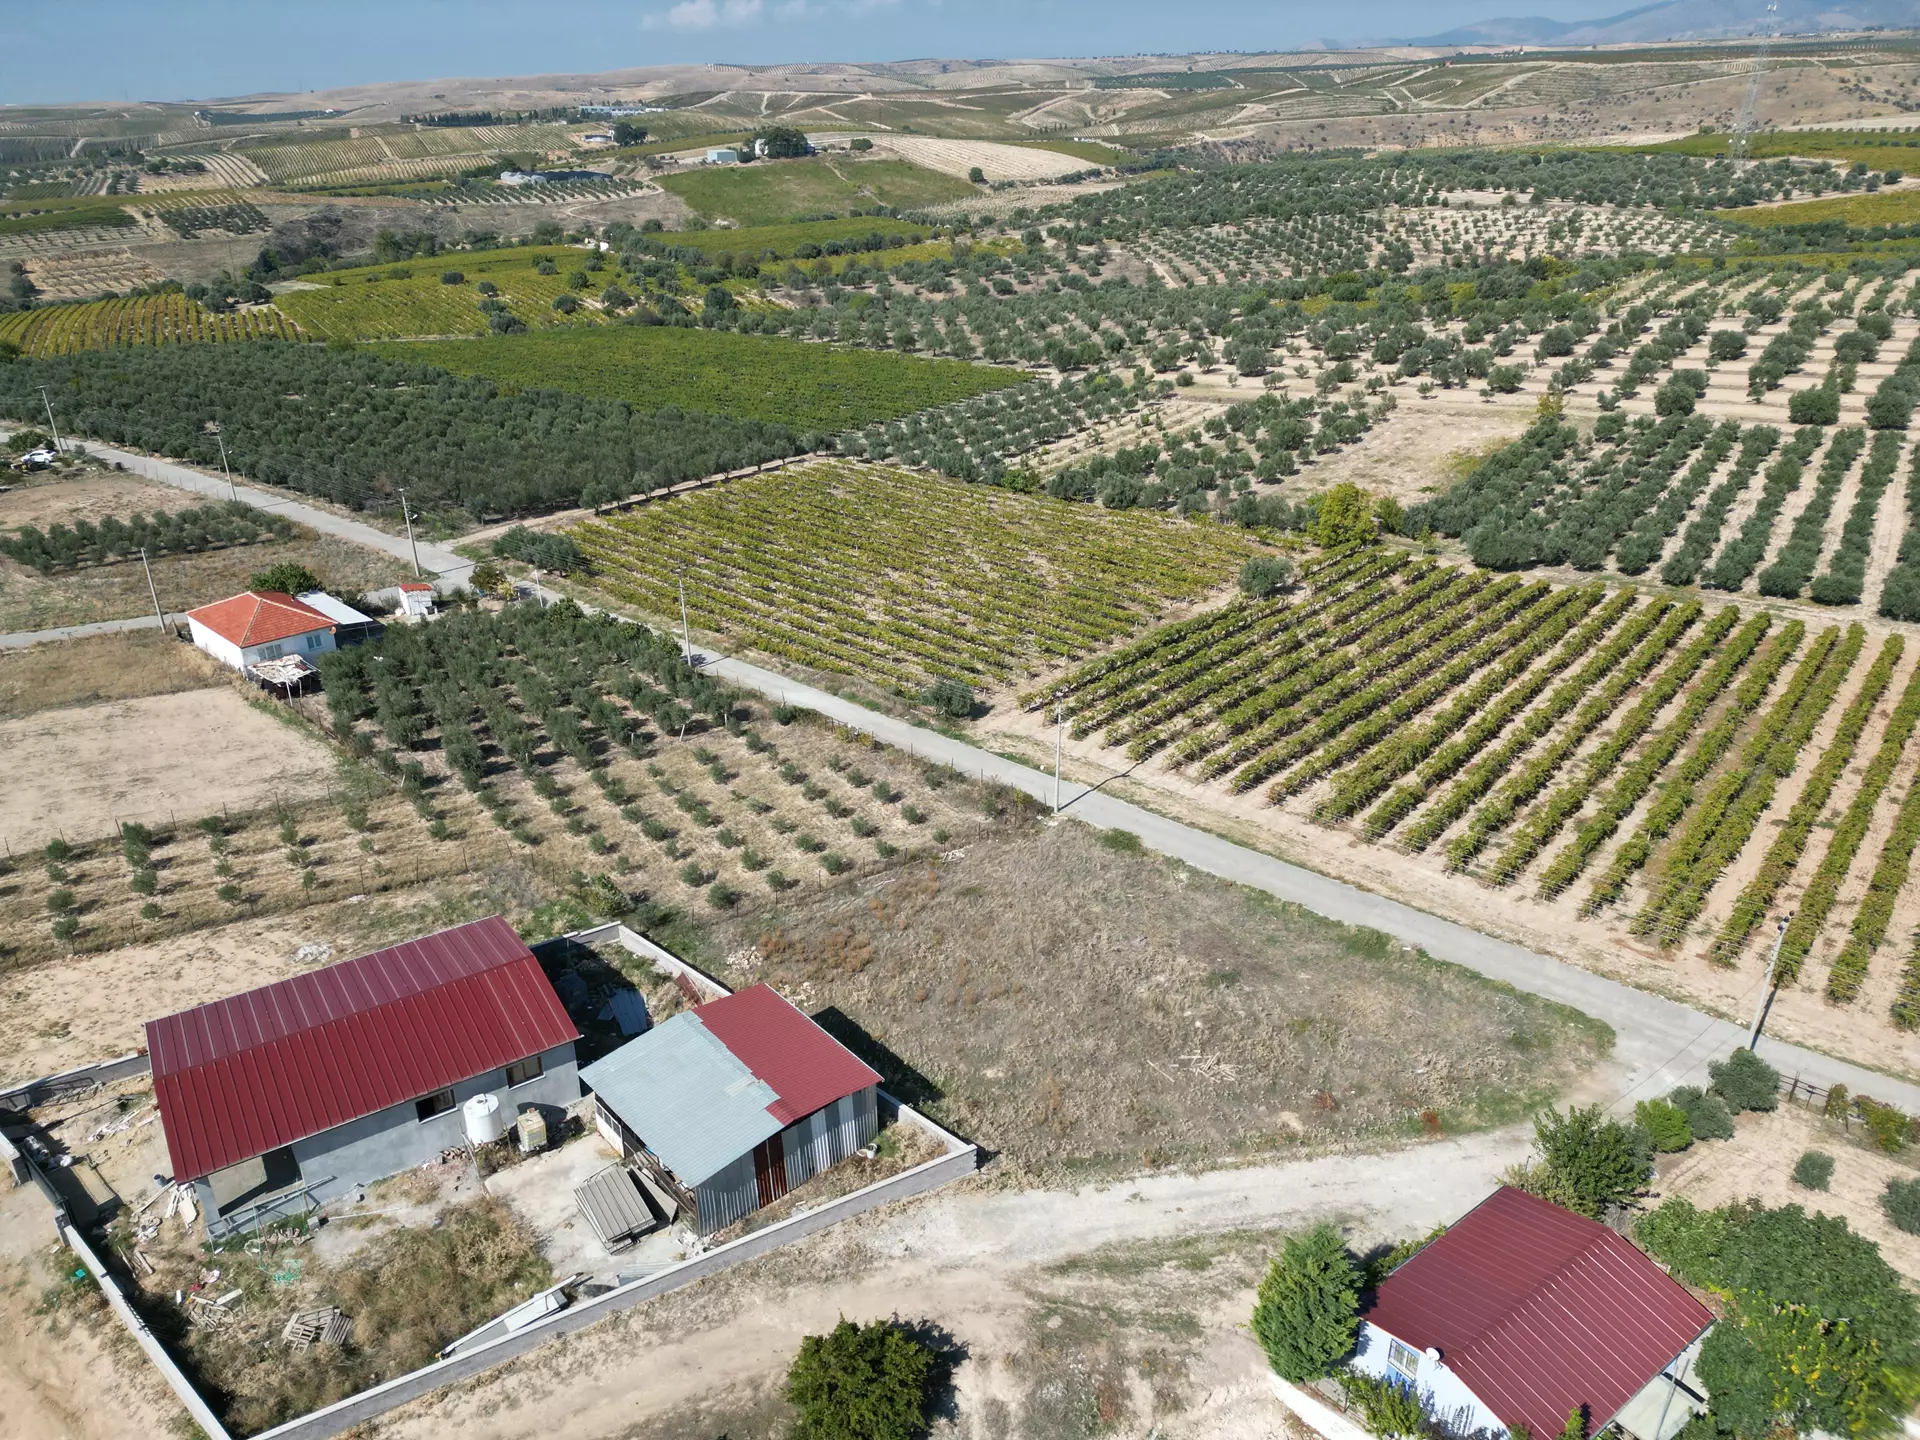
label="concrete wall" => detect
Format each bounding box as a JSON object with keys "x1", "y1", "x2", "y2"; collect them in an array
[
  {"x1": 199, "y1": 1042, "x2": 578, "y2": 1232},
  {"x1": 248, "y1": 1103, "x2": 977, "y2": 1440},
  {"x1": 1352, "y1": 1320, "x2": 1503, "y2": 1437},
  {"x1": 0, "y1": 1051, "x2": 150, "y2": 1110}
]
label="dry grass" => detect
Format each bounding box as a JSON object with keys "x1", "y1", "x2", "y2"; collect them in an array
[
  {"x1": 0, "y1": 629, "x2": 221, "y2": 718},
  {"x1": 704, "y1": 823, "x2": 1610, "y2": 1183},
  {"x1": 0, "y1": 531, "x2": 412, "y2": 633},
  {"x1": 126, "y1": 1197, "x2": 550, "y2": 1437}
]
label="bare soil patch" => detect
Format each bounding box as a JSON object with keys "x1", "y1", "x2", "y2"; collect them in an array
[
  {"x1": 0, "y1": 628, "x2": 221, "y2": 718},
  {"x1": 701, "y1": 822, "x2": 1607, "y2": 1183},
  {"x1": 0, "y1": 470, "x2": 206, "y2": 530},
  {"x1": 0, "y1": 686, "x2": 336, "y2": 850}
]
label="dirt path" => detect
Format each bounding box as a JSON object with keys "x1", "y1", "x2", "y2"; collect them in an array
[{"x1": 377, "y1": 1128, "x2": 1534, "y2": 1440}]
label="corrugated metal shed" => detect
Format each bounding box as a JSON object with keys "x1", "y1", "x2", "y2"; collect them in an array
[
  {"x1": 1362, "y1": 1187, "x2": 1712, "y2": 1440},
  {"x1": 579, "y1": 1013, "x2": 782, "y2": 1186},
  {"x1": 146, "y1": 916, "x2": 579, "y2": 1183},
  {"x1": 694, "y1": 984, "x2": 880, "y2": 1124},
  {"x1": 574, "y1": 1165, "x2": 659, "y2": 1252}
]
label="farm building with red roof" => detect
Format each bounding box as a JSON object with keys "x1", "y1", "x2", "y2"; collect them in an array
[
  {"x1": 184, "y1": 590, "x2": 337, "y2": 676},
  {"x1": 147, "y1": 916, "x2": 579, "y2": 1235},
  {"x1": 579, "y1": 983, "x2": 882, "y2": 1235},
  {"x1": 1351, "y1": 1187, "x2": 1714, "y2": 1440}
]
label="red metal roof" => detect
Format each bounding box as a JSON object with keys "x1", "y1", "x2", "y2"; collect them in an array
[
  {"x1": 1363, "y1": 1187, "x2": 1712, "y2": 1440},
  {"x1": 695, "y1": 984, "x2": 880, "y2": 1124},
  {"x1": 146, "y1": 916, "x2": 579, "y2": 1181},
  {"x1": 186, "y1": 590, "x2": 334, "y2": 647}
]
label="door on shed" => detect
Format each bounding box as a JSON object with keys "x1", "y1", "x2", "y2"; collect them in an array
[{"x1": 752, "y1": 1135, "x2": 789, "y2": 1206}]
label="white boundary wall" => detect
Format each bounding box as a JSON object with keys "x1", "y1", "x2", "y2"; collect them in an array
[{"x1": 23, "y1": 923, "x2": 977, "y2": 1440}]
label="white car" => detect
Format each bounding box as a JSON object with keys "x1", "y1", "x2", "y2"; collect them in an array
[{"x1": 15, "y1": 448, "x2": 57, "y2": 470}]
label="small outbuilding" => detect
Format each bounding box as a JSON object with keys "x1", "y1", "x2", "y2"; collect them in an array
[
  {"x1": 295, "y1": 589, "x2": 383, "y2": 646},
  {"x1": 148, "y1": 916, "x2": 581, "y2": 1236},
  {"x1": 184, "y1": 590, "x2": 336, "y2": 675},
  {"x1": 398, "y1": 581, "x2": 436, "y2": 617},
  {"x1": 705, "y1": 147, "x2": 740, "y2": 165},
  {"x1": 1352, "y1": 1186, "x2": 1714, "y2": 1440},
  {"x1": 581, "y1": 983, "x2": 880, "y2": 1235}
]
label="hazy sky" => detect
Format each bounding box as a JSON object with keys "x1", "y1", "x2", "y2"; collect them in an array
[{"x1": 5, "y1": 0, "x2": 1633, "y2": 106}]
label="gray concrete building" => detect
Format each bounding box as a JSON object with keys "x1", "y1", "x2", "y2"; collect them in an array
[{"x1": 147, "y1": 916, "x2": 580, "y2": 1237}]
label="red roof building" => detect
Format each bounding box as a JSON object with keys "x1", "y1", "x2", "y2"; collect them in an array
[
  {"x1": 694, "y1": 984, "x2": 881, "y2": 1125},
  {"x1": 1355, "y1": 1187, "x2": 1713, "y2": 1440},
  {"x1": 184, "y1": 590, "x2": 334, "y2": 649},
  {"x1": 148, "y1": 917, "x2": 580, "y2": 1232}
]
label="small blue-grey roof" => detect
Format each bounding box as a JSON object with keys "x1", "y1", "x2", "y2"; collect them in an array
[{"x1": 580, "y1": 1012, "x2": 781, "y2": 1186}]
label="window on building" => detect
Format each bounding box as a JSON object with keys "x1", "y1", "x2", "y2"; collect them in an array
[
  {"x1": 506, "y1": 1055, "x2": 544, "y2": 1087},
  {"x1": 305, "y1": 632, "x2": 326, "y2": 651},
  {"x1": 258, "y1": 643, "x2": 283, "y2": 660},
  {"x1": 415, "y1": 1087, "x2": 456, "y2": 1121},
  {"x1": 1387, "y1": 1339, "x2": 1421, "y2": 1379}
]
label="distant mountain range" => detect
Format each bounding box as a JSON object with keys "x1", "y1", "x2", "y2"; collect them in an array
[{"x1": 1399, "y1": 0, "x2": 1920, "y2": 46}]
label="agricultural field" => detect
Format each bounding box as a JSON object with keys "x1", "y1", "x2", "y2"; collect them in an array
[
  {"x1": 384, "y1": 326, "x2": 1028, "y2": 431},
  {"x1": 658, "y1": 155, "x2": 975, "y2": 226},
  {"x1": 1723, "y1": 188, "x2": 1920, "y2": 230},
  {"x1": 568, "y1": 459, "x2": 1259, "y2": 692},
  {"x1": 634, "y1": 215, "x2": 932, "y2": 263},
  {"x1": 1652, "y1": 128, "x2": 1920, "y2": 174},
  {"x1": 699, "y1": 820, "x2": 1608, "y2": 1180},
  {"x1": 992, "y1": 542, "x2": 1920, "y2": 1064},
  {"x1": 271, "y1": 243, "x2": 622, "y2": 339},
  {"x1": 0, "y1": 293, "x2": 297, "y2": 356}
]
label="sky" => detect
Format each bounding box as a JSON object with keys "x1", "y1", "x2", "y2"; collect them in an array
[{"x1": 4, "y1": 0, "x2": 1634, "y2": 107}]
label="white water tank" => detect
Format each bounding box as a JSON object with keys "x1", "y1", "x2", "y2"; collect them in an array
[{"x1": 463, "y1": 1092, "x2": 507, "y2": 1145}]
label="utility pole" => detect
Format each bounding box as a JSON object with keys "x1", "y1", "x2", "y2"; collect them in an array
[
  {"x1": 1749, "y1": 914, "x2": 1791, "y2": 1049},
  {"x1": 395, "y1": 487, "x2": 422, "y2": 578},
  {"x1": 139, "y1": 547, "x2": 166, "y2": 634},
  {"x1": 35, "y1": 384, "x2": 60, "y2": 452},
  {"x1": 1053, "y1": 695, "x2": 1064, "y2": 815},
  {"x1": 677, "y1": 569, "x2": 694, "y2": 668},
  {"x1": 215, "y1": 424, "x2": 236, "y2": 501}
]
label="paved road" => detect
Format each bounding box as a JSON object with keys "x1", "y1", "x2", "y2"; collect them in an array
[
  {"x1": 707, "y1": 653, "x2": 1920, "y2": 1113},
  {"x1": 8, "y1": 431, "x2": 474, "y2": 591},
  {"x1": 0, "y1": 614, "x2": 170, "y2": 650}
]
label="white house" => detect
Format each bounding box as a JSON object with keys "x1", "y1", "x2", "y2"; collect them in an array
[
  {"x1": 1351, "y1": 1187, "x2": 1713, "y2": 1440},
  {"x1": 184, "y1": 590, "x2": 336, "y2": 673},
  {"x1": 706, "y1": 147, "x2": 740, "y2": 165}
]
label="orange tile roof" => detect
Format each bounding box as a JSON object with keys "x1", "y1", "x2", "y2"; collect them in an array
[{"x1": 186, "y1": 591, "x2": 334, "y2": 648}]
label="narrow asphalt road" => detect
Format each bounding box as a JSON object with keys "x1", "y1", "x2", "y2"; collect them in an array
[
  {"x1": 707, "y1": 653, "x2": 1920, "y2": 1114},
  {"x1": 0, "y1": 614, "x2": 168, "y2": 649}
]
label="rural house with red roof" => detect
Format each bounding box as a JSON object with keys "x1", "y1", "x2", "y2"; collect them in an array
[
  {"x1": 184, "y1": 589, "x2": 337, "y2": 676},
  {"x1": 147, "y1": 916, "x2": 580, "y2": 1236},
  {"x1": 579, "y1": 983, "x2": 882, "y2": 1235},
  {"x1": 1351, "y1": 1187, "x2": 1714, "y2": 1440}
]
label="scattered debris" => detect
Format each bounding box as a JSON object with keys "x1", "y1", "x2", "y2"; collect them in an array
[
  {"x1": 293, "y1": 943, "x2": 334, "y2": 965},
  {"x1": 282, "y1": 1305, "x2": 351, "y2": 1351}
]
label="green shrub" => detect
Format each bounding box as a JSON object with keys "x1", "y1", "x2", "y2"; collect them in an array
[
  {"x1": 1669, "y1": 1085, "x2": 1735, "y2": 1141},
  {"x1": 1099, "y1": 827, "x2": 1144, "y2": 853},
  {"x1": 706, "y1": 881, "x2": 739, "y2": 909},
  {"x1": 1855, "y1": 1096, "x2": 1910, "y2": 1152},
  {"x1": 1708, "y1": 1047, "x2": 1780, "y2": 1112},
  {"x1": 45, "y1": 888, "x2": 75, "y2": 915},
  {"x1": 1634, "y1": 1098, "x2": 1693, "y2": 1153},
  {"x1": 1250, "y1": 1223, "x2": 1361, "y2": 1382},
  {"x1": 43, "y1": 837, "x2": 72, "y2": 863},
  {"x1": 1239, "y1": 554, "x2": 1294, "y2": 598},
  {"x1": 139, "y1": 901, "x2": 162, "y2": 921},
  {"x1": 1530, "y1": 1105, "x2": 1653, "y2": 1216},
  {"x1": 1883, "y1": 1178, "x2": 1920, "y2": 1234},
  {"x1": 51, "y1": 915, "x2": 79, "y2": 942},
  {"x1": 1312, "y1": 483, "x2": 1377, "y2": 547},
  {"x1": 129, "y1": 868, "x2": 158, "y2": 896},
  {"x1": 922, "y1": 677, "x2": 974, "y2": 718},
  {"x1": 251, "y1": 561, "x2": 322, "y2": 596},
  {"x1": 1792, "y1": 1150, "x2": 1834, "y2": 1191},
  {"x1": 1342, "y1": 1368, "x2": 1430, "y2": 1438},
  {"x1": 785, "y1": 1318, "x2": 936, "y2": 1440}
]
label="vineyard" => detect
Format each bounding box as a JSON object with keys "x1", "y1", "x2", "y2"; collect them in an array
[
  {"x1": 0, "y1": 294, "x2": 298, "y2": 355},
  {"x1": 389, "y1": 325, "x2": 1028, "y2": 432},
  {"x1": 1024, "y1": 547, "x2": 1920, "y2": 1031},
  {"x1": 271, "y1": 244, "x2": 623, "y2": 339},
  {"x1": 570, "y1": 459, "x2": 1259, "y2": 691}
]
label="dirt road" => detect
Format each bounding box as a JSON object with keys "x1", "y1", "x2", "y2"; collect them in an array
[{"x1": 379, "y1": 1128, "x2": 1534, "y2": 1440}]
